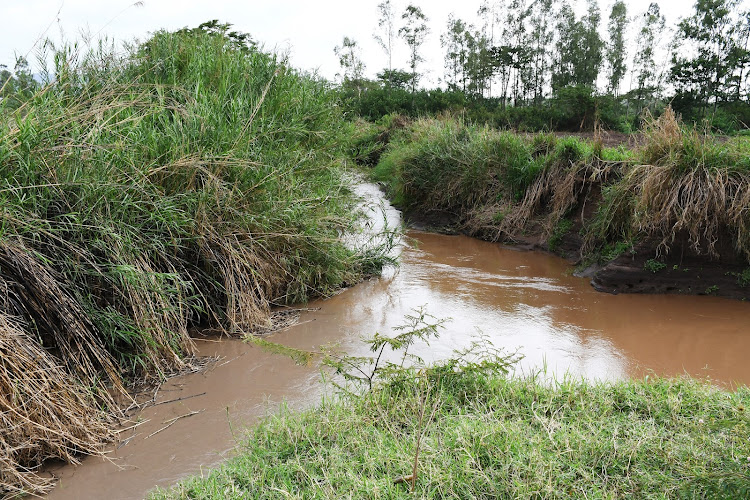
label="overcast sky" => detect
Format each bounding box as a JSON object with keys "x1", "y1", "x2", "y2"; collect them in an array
[{"x1": 0, "y1": 0, "x2": 737, "y2": 87}]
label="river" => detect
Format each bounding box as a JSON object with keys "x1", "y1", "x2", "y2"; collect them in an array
[{"x1": 44, "y1": 183, "x2": 750, "y2": 499}]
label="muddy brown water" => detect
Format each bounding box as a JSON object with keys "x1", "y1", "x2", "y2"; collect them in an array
[{"x1": 45, "y1": 185, "x2": 750, "y2": 499}]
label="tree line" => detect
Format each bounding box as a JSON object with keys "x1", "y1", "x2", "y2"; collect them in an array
[{"x1": 335, "y1": 0, "x2": 750, "y2": 132}]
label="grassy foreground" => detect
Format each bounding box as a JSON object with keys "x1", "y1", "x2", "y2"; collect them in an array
[
  {"x1": 0, "y1": 24, "x2": 388, "y2": 495},
  {"x1": 151, "y1": 366, "x2": 750, "y2": 499}
]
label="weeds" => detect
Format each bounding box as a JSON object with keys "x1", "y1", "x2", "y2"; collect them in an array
[
  {"x1": 645, "y1": 258, "x2": 667, "y2": 273},
  {"x1": 150, "y1": 356, "x2": 750, "y2": 499}
]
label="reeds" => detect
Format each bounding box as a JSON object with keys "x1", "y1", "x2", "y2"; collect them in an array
[
  {"x1": 0, "y1": 26, "x2": 390, "y2": 495},
  {"x1": 0, "y1": 313, "x2": 114, "y2": 496}
]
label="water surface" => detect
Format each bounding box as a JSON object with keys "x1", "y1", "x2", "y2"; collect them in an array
[{"x1": 45, "y1": 186, "x2": 750, "y2": 499}]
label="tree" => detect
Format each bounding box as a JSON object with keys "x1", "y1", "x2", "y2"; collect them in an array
[
  {"x1": 671, "y1": 0, "x2": 750, "y2": 111},
  {"x1": 465, "y1": 28, "x2": 493, "y2": 97},
  {"x1": 606, "y1": 1, "x2": 628, "y2": 96},
  {"x1": 441, "y1": 15, "x2": 471, "y2": 92},
  {"x1": 632, "y1": 2, "x2": 665, "y2": 102},
  {"x1": 527, "y1": 0, "x2": 555, "y2": 103},
  {"x1": 577, "y1": 0, "x2": 604, "y2": 88},
  {"x1": 334, "y1": 36, "x2": 365, "y2": 86},
  {"x1": 552, "y1": 0, "x2": 603, "y2": 91},
  {"x1": 0, "y1": 57, "x2": 38, "y2": 110},
  {"x1": 374, "y1": 1, "x2": 397, "y2": 74},
  {"x1": 399, "y1": 4, "x2": 430, "y2": 93},
  {"x1": 504, "y1": 0, "x2": 530, "y2": 105},
  {"x1": 377, "y1": 68, "x2": 413, "y2": 90},
  {"x1": 552, "y1": 1, "x2": 577, "y2": 90}
]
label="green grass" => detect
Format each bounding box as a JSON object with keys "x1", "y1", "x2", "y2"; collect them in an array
[
  {"x1": 369, "y1": 112, "x2": 750, "y2": 266},
  {"x1": 150, "y1": 368, "x2": 750, "y2": 499},
  {"x1": 0, "y1": 24, "x2": 392, "y2": 496},
  {"x1": 0, "y1": 25, "x2": 386, "y2": 381}
]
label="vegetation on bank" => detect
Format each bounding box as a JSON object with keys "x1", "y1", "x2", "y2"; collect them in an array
[
  {"x1": 151, "y1": 361, "x2": 750, "y2": 499},
  {"x1": 0, "y1": 23, "x2": 388, "y2": 496},
  {"x1": 365, "y1": 109, "x2": 750, "y2": 272}
]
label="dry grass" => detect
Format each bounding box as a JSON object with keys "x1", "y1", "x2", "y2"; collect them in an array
[
  {"x1": 591, "y1": 108, "x2": 750, "y2": 259},
  {"x1": 0, "y1": 313, "x2": 114, "y2": 497}
]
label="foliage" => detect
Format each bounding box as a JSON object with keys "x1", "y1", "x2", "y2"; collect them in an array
[
  {"x1": 606, "y1": 1, "x2": 628, "y2": 96},
  {"x1": 671, "y1": 0, "x2": 750, "y2": 112},
  {"x1": 398, "y1": 4, "x2": 430, "y2": 94},
  {"x1": 644, "y1": 258, "x2": 667, "y2": 273},
  {"x1": 151, "y1": 368, "x2": 750, "y2": 499},
  {"x1": 321, "y1": 306, "x2": 446, "y2": 392},
  {"x1": 0, "y1": 24, "x2": 393, "y2": 495},
  {"x1": 334, "y1": 36, "x2": 365, "y2": 85}
]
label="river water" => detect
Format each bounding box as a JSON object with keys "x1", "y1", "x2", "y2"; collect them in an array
[{"x1": 45, "y1": 184, "x2": 750, "y2": 499}]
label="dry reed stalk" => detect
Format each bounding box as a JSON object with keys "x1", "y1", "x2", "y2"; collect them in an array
[
  {"x1": 0, "y1": 241, "x2": 123, "y2": 394},
  {"x1": 0, "y1": 313, "x2": 113, "y2": 497},
  {"x1": 198, "y1": 229, "x2": 281, "y2": 333}
]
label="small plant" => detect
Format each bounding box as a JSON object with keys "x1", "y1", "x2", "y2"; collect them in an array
[
  {"x1": 737, "y1": 267, "x2": 750, "y2": 287},
  {"x1": 321, "y1": 306, "x2": 446, "y2": 392},
  {"x1": 645, "y1": 258, "x2": 667, "y2": 273},
  {"x1": 548, "y1": 218, "x2": 573, "y2": 252},
  {"x1": 601, "y1": 240, "x2": 633, "y2": 262},
  {"x1": 705, "y1": 285, "x2": 719, "y2": 295}
]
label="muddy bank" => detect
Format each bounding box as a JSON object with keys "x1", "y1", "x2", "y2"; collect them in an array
[
  {"x1": 399, "y1": 204, "x2": 750, "y2": 301},
  {"x1": 372, "y1": 113, "x2": 750, "y2": 302}
]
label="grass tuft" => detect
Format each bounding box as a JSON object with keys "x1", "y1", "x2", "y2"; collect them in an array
[{"x1": 150, "y1": 368, "x2": 750, "y2": 499}]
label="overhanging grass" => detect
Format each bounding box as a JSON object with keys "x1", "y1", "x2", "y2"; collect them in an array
[
  {"x1": 0, "y1": 25, "x2": 389, "y2": 496},
  {"x1": 150, "y1": 370, "x2": 750, "y2": 499},
  {"x1": 371, "y1": 112, "x2": 750, "y2": 264}
]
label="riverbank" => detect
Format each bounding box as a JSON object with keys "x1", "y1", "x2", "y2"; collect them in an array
[
  {"x1": 0, "y1": 26, "x2": 389, "y2": 496},
  {"x1": 44, "y1": 226, "x2": 750, "y2": 499},
  {"x1": 362, "y1": 111, "x2": 750, "y2": 300},
  {"x1": 150, "y1": 362, "x2": 750, "y2": 499}
]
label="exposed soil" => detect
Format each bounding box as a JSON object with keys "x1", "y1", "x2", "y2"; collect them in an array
[{"x1": 400, "y1": 206, "x2": 750, "y2": 302}]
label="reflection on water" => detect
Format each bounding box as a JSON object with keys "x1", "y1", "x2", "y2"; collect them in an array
[{"x1": 45, "y1": 184, "x2": 750, "y2": 500}]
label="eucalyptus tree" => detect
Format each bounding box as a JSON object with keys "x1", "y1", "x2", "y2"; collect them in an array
[
  {"x1": 527, "y1": 0, "x2": 555, "y2": 103},
  {"x1": 671, "y1": 0, "x2": 750, "y2": 111},
  {"x1": 334, "y1": 36, "x2": 366, "y2": 86},
  {"x1": 441, "y1": 15, "x2": 471, "y2": 91},
  {"x1": 374, "y1": 0, "x2": 397, "y2": 75},
  {"x1": 551, "y1": 1, "x2": 577, "y2": 90},
  {"x1": 552, "y1": 0, "x2": 603, "y2": 91},
  {"x1": 399, "y1": 4, "x2": 430, "y2": 93},
  {"x1": 606, "y1": 0, "x2": 628, "y2": 96},
  {"x1": 577, "y1": 0, "x2": 604, "y2": 88},
  {"x1": 632, "y1": 2, "x2": 665, "y2": 102},
  {"x1": 505, "y1": 0, "x2": 529, "y2": 104}
]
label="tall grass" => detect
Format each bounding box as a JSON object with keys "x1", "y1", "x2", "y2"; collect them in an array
[
  {"x1": 0, "y1": 25, "x2": 387, "y2": 495},
  {"x1": 373, "y1": 112, "x2": 750, "y2": 263},
  {"x1": 588, "y1": 109, "x2": 750, "y2": 260}
]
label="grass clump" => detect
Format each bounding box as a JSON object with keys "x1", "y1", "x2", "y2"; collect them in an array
[
  {"x1": 588, "y1": 108, "x2": 750, "y2": 260},
  {"x1": 151, "y1": 364, "x2": 750, "y2": 499},
  {"x1": 0, "y1": 23, "x2": 389, "y2": 496}
]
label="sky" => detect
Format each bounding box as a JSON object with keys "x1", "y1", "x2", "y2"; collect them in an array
[{"x1": 0, "y1": 0, "x2": 729, "y2": 88}]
